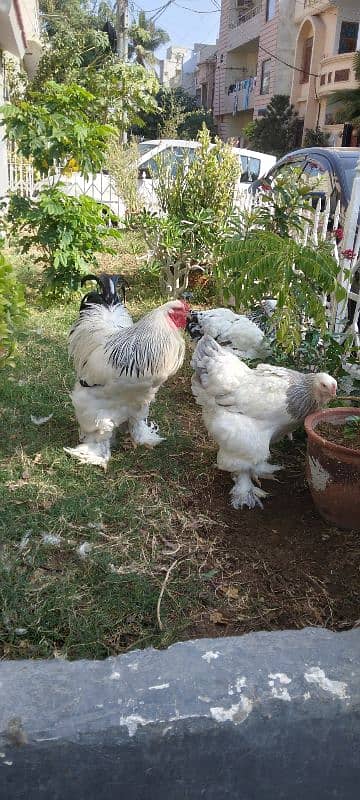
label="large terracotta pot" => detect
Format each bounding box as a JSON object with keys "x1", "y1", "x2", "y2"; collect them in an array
[{"x1": 305, "y1": 407, "x2": 360, "y2": 531}]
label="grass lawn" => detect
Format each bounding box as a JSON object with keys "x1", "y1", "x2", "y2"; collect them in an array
[
  {"x1": 0, "y1": 236, "x2": 222, "y2": 659},
  {"x1": 1, "y1": 235, "x2": 359, "y2": 661}
]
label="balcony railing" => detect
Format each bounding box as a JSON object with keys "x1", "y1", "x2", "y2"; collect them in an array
[
  {"x1": 295, "y1": 0, "x2": 337, "y2": 20},
  {"x1": 303, "y1": 0, "x2": 337, "y2": 7},
  {"x1": 229, "y1": 2, "x2": 263, "y2": 31}
]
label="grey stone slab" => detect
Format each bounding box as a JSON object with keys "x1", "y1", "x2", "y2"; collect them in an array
[{"x1": 0, "y1": 628, "x2": 359, "y2": 798}]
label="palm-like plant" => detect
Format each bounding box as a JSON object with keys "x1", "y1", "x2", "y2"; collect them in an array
[
  {"x1": 128, "y1": 10, "x2": 169, "y2": 69},
  {"x1": 331, "y1": 51, "x2": 360, "y2": 125}
]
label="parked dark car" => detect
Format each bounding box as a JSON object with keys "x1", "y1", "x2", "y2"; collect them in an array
[
  {"x1": 250, "y1": 147, "x2": 360, "y2": 325},
  {"x1": 250, "y1": 147, "x2": 360, "y2": 227}
]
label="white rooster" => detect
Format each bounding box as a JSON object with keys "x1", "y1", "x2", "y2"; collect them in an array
[
  {"x1": 186, "y1": 301, "x2": 276, "y2": 360},
  {"x1": 64, "y1": 274, "x2": 189, "y2": 468},
  {"x1": 191, "y1": 335, "x2": 337, "y2": 510}
]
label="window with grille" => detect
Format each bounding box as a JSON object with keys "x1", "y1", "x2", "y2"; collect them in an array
[
  {"x1": 334, "y1": 69, "x2": 350, "y2": 82},
  {"x1": 260, "y1": 59, "x2": 271, "y2": 95},
  {"x1": 300, "y1": 36, "x2": 313, "y2": 84},
  {"x1": 338, "y1": 21, "x2": 359, "y2": 54}
]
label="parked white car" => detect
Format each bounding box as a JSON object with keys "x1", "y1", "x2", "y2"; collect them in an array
[
  {"x1": 33, "y1": 139, "x2": 276, "y2": 218},
  {"x1": 136, "y1": 139, "x2": 276, "y2": 212}
]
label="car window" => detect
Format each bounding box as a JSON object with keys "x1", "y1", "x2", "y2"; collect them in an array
[
  {"x1": 137, "y1": 142, "x2": 159, "y2": 156},
  {"x1": 237, "y1": 156, "x2": 260, "y2": 183},
  {"x1": 248, "y1": 157, "x2": 260, "y2": 181},
  {"x1": 139, "y1": 146, "x2": 196, "y2": 178},
  {"x1": 302, "y1": 158, "x2": 338, "y2": 214},
  {"x1": 268, "y1": 159, "x2": 305, "y2": 182},
  {"x1": 340, "y1": 156, "x2": 358, "y2": 199}
]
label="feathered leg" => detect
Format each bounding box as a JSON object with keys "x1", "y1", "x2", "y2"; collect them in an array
[
  {"x1": 128, "y1": 403, "x2": 165, "y2": 448},
  {"x1": 230, "y1": 472, "x2": 268, "y2": 510},
  {"x1": 252, "y1": 462, "x2": 283, "y2": 481},
  {"x1": 64, "y1": 384, "x2": 118, "y2": 469},
  {"x1": 64, "y1": 417, "x2": 115, "y2": 469}
]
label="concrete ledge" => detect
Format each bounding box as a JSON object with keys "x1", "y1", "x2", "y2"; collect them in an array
[{"x1": 0, "y1": 627, "x2": 359, "y2": 798}]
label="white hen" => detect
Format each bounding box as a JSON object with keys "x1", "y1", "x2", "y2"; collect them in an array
[
  {"x1": 191, "y1": 335, "x2": 337, "y2": 510},
  {"x1": 65, "y1": 274, "x2": 189, "y2": 468},
  {"x1": 186, "y1": 303, "x2": 275, "y2": 360}
]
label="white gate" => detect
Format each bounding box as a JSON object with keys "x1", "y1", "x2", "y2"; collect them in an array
[{"x1": 7, "y1": 141, "x2": 35, "y2": 197}]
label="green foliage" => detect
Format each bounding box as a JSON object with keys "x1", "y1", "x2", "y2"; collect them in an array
[
  {"x1": 217, "y1": 176, "x2": 343, "y2": 354},
  {"x1": 268, "y1": 327, "x2": 359, "y2": 389},
  {"x1": 178, "y1": 109, "x2": 217, "y2": 140},
  {"x1": 252, "y1": 169, "x2": 317, "y2": 238},
  {"x1": 131, "y1": 128, "x2": 239, "y2": 296},
  {"x1": 330, "y1": 51, "x2": 360, "y2": 125},
  {"x1": 107, "y1": 138, "x2": 140, "y2": 214},
  {"x1": 1, "y1": 82, "x2": 114, "y2": 177},
  {"x1": 303, "y1": 126, "x2": 330, "y2": 147},
  {"x1": 0, "y1": 241, "x2": 26, "y2": 367},
  {"x1": 35, "y1": 0, "x2": 114, "y2": 88},
  {"x1": 7, "y1": 187, "x2": 121, "y2": 299},
  {"x1": 219, "y1": 231, "x2": 341, "y2": 353},
  {"x1": 80, "y1": 62, "x2": 159, "y2": 131},
  {"x1": 34, "y1": 3, "x2": 159, "y2": 136},
  {"x1": 128, "y1": 10, "x2": 170, "y2": 68},
  {"x1": 244, "y1": 95, "x2": 303, "y2": 158},
  {"x1": 133, "y1": 86, "x2": 200, "y2": 139},
  {"x1": 155, "y1": 127, "x2": 238, "y2": 221}
]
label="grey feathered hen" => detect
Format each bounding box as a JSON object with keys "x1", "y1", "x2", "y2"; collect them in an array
[{"x1": 191, "y1": 335, "x2": 337, "y2": 510}]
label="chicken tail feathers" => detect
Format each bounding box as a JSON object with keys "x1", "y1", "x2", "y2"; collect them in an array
[{"x1": 80, "y1": 273, "x2": 129, "y2": 311}]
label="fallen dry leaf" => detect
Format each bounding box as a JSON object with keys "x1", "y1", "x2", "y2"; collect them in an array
[
  {"x1": 225, "y1": 585, "x2": 240, "y2": 600},
  {"x1": 209, "y1": 611, "x2": 227, "y2": 625}
]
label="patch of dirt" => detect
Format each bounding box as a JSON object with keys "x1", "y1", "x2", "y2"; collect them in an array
[
  {"x1": 178, "y1": 438, "x2": 360, "y2": 639},
  {"x1": 317, "y1": 420, "x2": 360, "y2": 451}
]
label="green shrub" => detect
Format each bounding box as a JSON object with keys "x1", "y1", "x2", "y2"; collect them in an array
[
  {"x1": 0, "y1": 81, "x2": 115, "y2": 177},
  {"x1": 0, "y1": 241, "x2": 26, "y2": 366},
  {"x1": 131, "y1": 127, "x2": 239, "y2": 296},
  {"x1": 216, "y1": 174, "x2": 345, "y2": 353},
  {"x1": 107, "y1": 138, "x2": 140, "y2": 215},
  {"x1": 8, "y1": 187, "x2": 121, "y2": 300}
]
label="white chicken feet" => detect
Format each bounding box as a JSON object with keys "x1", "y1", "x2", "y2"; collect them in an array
[
  {"x1": 230, "y1": 473, "x2": 268, "y2": 510},
  {"x1": 128, "y1": 418, "x2": 165, "y2": 449},
  {"x1": 64, "y1": 417, "x2": 115, "y2": 469},
  {"x1": 252, "y1": 462, "x2": 283, "y2": 481}
]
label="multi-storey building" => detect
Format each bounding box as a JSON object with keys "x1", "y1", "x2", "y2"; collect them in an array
[
  {"x1": 214, "y1": 0, "x2": 298, "y2": 141},
  {"x1": 158, "y1": 46, "x2": 191, "y2": 89},
  {"x1": 195, "y1": 44, "x2": 217, "y2": 110},
  {"x1": 159, "y1": 43, "x2": 217, "y2": 106},
  {"x1": 0, "y1": 0, "x2": 41, "y2": 196},
  {"x1": 291, "y1": 0, "x2": 360, "y2": 146}
]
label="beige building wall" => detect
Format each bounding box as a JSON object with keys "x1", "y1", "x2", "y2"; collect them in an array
[
  {"x1": 195, "y1": 45, "x2": 217, "y2": 110},
  {"x1": 214, "y1": 0, "x2": 298, "y2": 141},
  {"x1": 0, "y1": 0, "x2": 41, "y2": 196},
  {"x1": 159, "y1": 46, "x2": 190, "y2": 88},
  {"x1": 291, "y1": 0, "x2": 360, "y2": 145}
]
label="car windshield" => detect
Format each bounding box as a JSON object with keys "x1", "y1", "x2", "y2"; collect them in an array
[
  {"x1": 340, "y1": 156, "x2": 358, "y2": 198},
  {"x1": 137, "y1": 142, "x2": 159, "y2": 156}
]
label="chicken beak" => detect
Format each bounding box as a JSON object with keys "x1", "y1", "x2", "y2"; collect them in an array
[{"x1": 331, "y1": 383, "x2": 337, "y2": 398}]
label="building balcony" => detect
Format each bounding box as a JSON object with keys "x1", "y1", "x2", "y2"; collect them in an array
[
  {"x1": 222, "y1": 78, "x2": 256, "y2": 115},
  {"x1": 227, "y1": 2, "x2": 263, "y2": 52},
  {"x1": 294, "y1": 0, "x2": 338, "y2": 23},
  {"x1": 317, "y1": 52, "x2": 358, "y2": 97},
  {"x1": 0, "y1": 0, "x2": 40, "y2": 61}
]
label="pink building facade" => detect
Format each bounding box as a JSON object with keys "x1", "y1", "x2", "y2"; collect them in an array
[{"x1": 214, "y1": 1, "x2": 298, "y2": 142}]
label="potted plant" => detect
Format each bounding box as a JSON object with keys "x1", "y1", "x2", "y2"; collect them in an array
[{"x1": 305, "y1": 401, "x2": 360, "y2": 530}]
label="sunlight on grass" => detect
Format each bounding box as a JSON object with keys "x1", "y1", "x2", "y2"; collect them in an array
[{"x1": 0, "y1": 237, "x2": 219, "y2": 659}]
